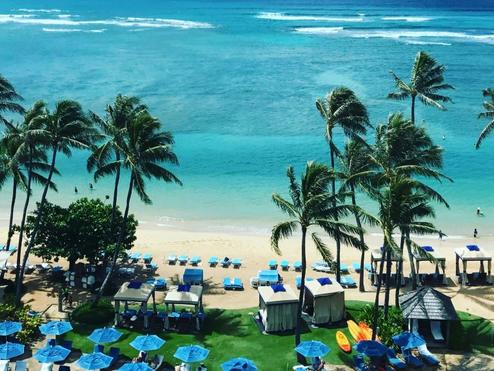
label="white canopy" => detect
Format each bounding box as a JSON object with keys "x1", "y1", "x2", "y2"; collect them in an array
[
  {"x1": 304, "y1": 279, "x2": 345, "y2": 324},
  {"x1": 164, "y1": 285, "x2": 203, "y2": 307},
  {"x1": 258, "y1": 285, "x2": 297, "y2": 332},
  {"x1": 413, "y1": 248, "x2": 447, "y2": 285},
  {"x1": 455, "y1": 246, "x2": 492, "y2": 285},
  {"x1": 114, "y1": 282, "x2": 155, "y2": 302}
]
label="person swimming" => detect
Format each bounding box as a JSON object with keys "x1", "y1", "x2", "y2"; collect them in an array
[
  {"x1": 74, "y1": 186, "x2": 78, "y2": 194},
  {"x1": 477, "y1": 207, "x2": 484, "y2": 216}
]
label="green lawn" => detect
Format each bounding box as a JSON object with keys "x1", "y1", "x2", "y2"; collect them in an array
[{"x1": 448, "y1": 311, "x2": 494, "y2": 356}]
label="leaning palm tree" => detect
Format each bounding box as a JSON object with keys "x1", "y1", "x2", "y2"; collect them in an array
[
  {"x1": 316, "y1": 87, "x2": 370, "y2": 283},
  {"x1": 0, "y1": 74, "x2": 24, "y2": 123},
  {"x1": 475, "y1": 88, "x2": 494, "y2": 149},
  {"x1": 388, "y1": 51, "x2": 454, "y2": 124},
  {"x1": 15, "y1": 100, "x2": 93, "y2": 306},
  {"x1": 96, "y1": 110, "x2": 181, "y2": 299},
  {"x1": 271, "y1": 162, "x2": 365, "y2": 346}
]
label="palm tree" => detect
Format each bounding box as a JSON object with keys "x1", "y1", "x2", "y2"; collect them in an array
[
  {"x1": 15, "y1": 100, "x2": 93, "y2": 306},
  {"x1": 338, "y1": 140, "x2": 373, "y2": 291},
  {"x1": 475, "y1": 88, "x2": 494, "y2": 149},
  {"x1": 271, "y1": 162, "x2": 364, "y2": 346},
  {"x1": 316, "y1": 87, "x2": 370, "y2": 283},
  {"x1": 0, "y1": 75, "x2": 24, "y2": 123},
  {"x1": 97, "y1": 110, "x2": 181, "y2": 298},
  {"x1": 388, "y1": 51, "x2": 454, "y2": 124}
]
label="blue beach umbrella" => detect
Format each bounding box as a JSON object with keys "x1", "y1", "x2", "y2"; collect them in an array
[
  {"x1": 174, "y1": 345, "x2": 210, "y2": 363},
  {"x1": 392, "y1": 332, "x2": 426, "y2": 350},
  {"x1": 0, "y1": 342, "x2": 24, "y2": 360},
  {"x1": 355, "y1": 340, "x2": 387, "y2": 358},
  {"x1": 39, "y1": 321, "x2": 73, "y2": 336},
  {"x1": 34, "y1": 345, "x2": 70, "y2": 363},
  {"x1": 0, "y1": 321, "x2": 22, "y2": 336},
  {"x1": 221, "y1": 357, "x2": 258, "y2": 371},
  {"x1": 88, "y1": 327, "x2": 122, "y2": 344},
  {"x1": 119, "y1": 362, "x2": 153, "y2": 371},
  {"x1": 76, "y1": 352, "x2": 113, "y2": 370},
  {"x1": 130, "y1": 335, "x2": 165, "y2": 352},
  {"x1": 295, "y1": 341, "x2": 330, "y2": 358}
]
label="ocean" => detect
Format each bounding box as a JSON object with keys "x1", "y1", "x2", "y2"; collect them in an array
[{"x1": 1, "y1": 0, "x2": 494, "y2": 236}]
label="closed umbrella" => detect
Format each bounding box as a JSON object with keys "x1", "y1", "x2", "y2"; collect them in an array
[
  {"x1": 392, "y1": 332, "x2": 426, "y2": 350},
  {"x1": 119, "y1": 362, "x2": 153, "y2": 371},
  {"x1": 0, "y1": 342, "x2": 24, "y2": 360},
  {"x1": 34, "y1": 345, "x2": 70, "y2": 363},
  {"x1": 88, "y1": 327, "x2": 122, "y2": 344},
  {"x1": 39, "y1": 321, "x2": 73, "y2": 336},
  {"x1": 76, "y1": 352, "x2": 113, "y2": 370},
  {"x1": 295, "y1": 341, "x2": 330, "y2": 358},
  {"x1": 174, "y1": 345, "x2": 209, "y2": 363},
  {"x1": 130, "y1": 335, "x2": 165, "y2": 352},
  {"x1": 0, "y1": 321, "x2": 22, "y2": 336},
  {"x1": 221, "y1": 357, "x2": 258, "y2": 371},
  {"x1": 355, "y1": 340, "x2": 387, "y2": 358}
]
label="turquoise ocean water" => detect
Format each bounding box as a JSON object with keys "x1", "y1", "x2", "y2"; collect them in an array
[{"x1": 1, "y1": 0, "x2": 494, "y2": 235}]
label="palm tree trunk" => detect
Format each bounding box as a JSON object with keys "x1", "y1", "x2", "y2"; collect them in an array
[
  {"x1": 395, "y1": 233, "x2": 405, "y2": 307},
  {"x1": 383, "y1": 247, "x2": 393, "y2": 319},
  {"x1": 15, "y1": 147, "x2": 57, "y2": 307},
  {"x1": 5, "y1": 178, "x2": 17, "y2": 251},
  {"x1": 102, "y1": 155, "x2": 121, "y2": 270},
  {"x1": 295, "y1": 226, "x2": 307, "y2": 347},
  {"x1": 406, "y1": 230, "x2": 418, "y2": 290},
  {"x1": 329, "y1": 139, "x2": 342, "y2": 283},
  {"x1": 372, "y1": 243, "x2": 387, "y2": 340},
  {"x1": 94, "y1": 174, "x2": 133, "y2": 304},
  {"x1": 411, "y1": 95, "x2": 416, "y2": 124},
  {"x1": 350, "y1": 185, "x2": 366, "y2": 292}
]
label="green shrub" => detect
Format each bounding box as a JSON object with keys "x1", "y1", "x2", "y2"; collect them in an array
[
  {"x1": 0, "y1": 303, "x2": 43, "y2": 344},
  {"x1": 72, "y1": 299, "x2": 114, "y2": 325},
  {"x1": 354, "y1": 304, "x2": 405, "y2": 346}
]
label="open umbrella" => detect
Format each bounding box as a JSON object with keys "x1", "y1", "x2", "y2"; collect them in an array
[
  {"x1": 174, "y1": 345, "x2": 209, "y2": 364},
  {"x1": 34, "y1": 345, "x2": 70, "y2": 363},
  {"x1": 130, "y1": 335, "x2": 165, "y2": 352},
  {"x1": 355, "y1": 340, "x2": 387, "y2": 358},
  {"x1": 0, "y1": 321, "x2": 22, "y2": 336},
  {"x1": 295, "y1": 341, "x2": 330, "y2": 358},
  {"x1": 88, "y1": 327, "x2": 122, "y2": 344},
  {"x1": 39, "y1": 321, "x2": 73, "y2": 336},
  {"x1": 119, "y1": 362, "x2": 153, "y2": 371},
  {"x1": 0, "y1": 342, "x2": 24, "y2": 360},
  {"x1": 392, "y1": 332, "x2": 426, "y2": 350},
  {"x1": 221, "y1": 357, "x2": 258, "y2": 371},
  {"x1": 76, "y1": 352, "x2": 113, "y2": 370}
]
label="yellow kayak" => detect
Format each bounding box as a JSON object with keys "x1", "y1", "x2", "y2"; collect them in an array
[
  {"x1": 336, "y1": 331, "x2": 352, "y2": 353},
  {"x1": 347, "y1": 320, "x2": 366, "y2": 342}
]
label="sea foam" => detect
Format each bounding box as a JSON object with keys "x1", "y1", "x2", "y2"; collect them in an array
[
  {"x1": 382, "y1": 16, "x2": 433, "y2": 22},
  {"x1": 256, "y1": 12, "x2": 364, "y2": 22},
  {"x1": 17, "y1": 8, "x2": 62, "y2": 13},
  {"x1": 294, "y1": 27, "x2": 344, "y2": 34}
]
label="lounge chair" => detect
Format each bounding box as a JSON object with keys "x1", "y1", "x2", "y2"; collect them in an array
[
  {"x1": 208, "y1": 256, "x2": 219, "y2": 267},
  {"x1": 150, "y1": 354, "x2": 164, "y2": 370},
  {"x1": 232, "y1": 258, "x2": 242, "y2": 268},
  {"x1": 189, "y1": 256, "x2": 201, "y2": 266},
  {"x1": 0, "y1": 361, "x2": 8, "y2": 371},
  {"x1": 402, "y1": 348, "x2": 424, "y2": 368},
  {"x1": 386, "y1": 348, "x2": 406, "y2": 369},
  {"x1": 144, "y1": 262, "x2": 158, "y2": 272},
  {"x1": 352, "y1": 262, "x2": 361, "y2": 273},
  {"x1": 268, "y1": 260, "x2": 277, "y2": 270},
  {"x1": 295, "y1": 276, "x2": 313, "y2": 289},
  {"x1": 178, "y1": 256, "x2": 188, "y2": 265},
  {"x1": 40, "y1": 364, "x2": 53, "y2": 371},
  {"x1": 109, "y1": 347, "x2": 120, "y2": 364},
  {"x1": 293, "y1": 261, "x2": 302, "y2": 271},
  {"x1": 223, "y1": 277, "x2": 244, "y2": 290},
  {"x1": 340, "y1": 263, "x2": 349, "y2": 273},
  {"x1": 364, "y1": 263, "x2": 373, "y2": 272},
  {"x1": 143, "y1": 253, "x2": 153, "y2": 263},
  {"x1": 340, "y1": 275, "x2": 357, "y2": 288},
  {"x1": 430, "y1": 320, "x2": 445, "y2": 341},
  {"x1": 221, "y1": 257, "x2": 231, "y2": 267},
  {"x1": 167, "y1": 255, "x2": 177, "y2": 265},
  {"x1": 417, "y1": 344, "x2": 440, "y2": 366},
  {"x1": 154, "y1": 278, "x2": 167, "y2": 290},
  {"x1": 129, "y1": 252, "x2": 141, "y2": 262},
  {"x1": 280, "y1": 260, "x2": 289, "y2": 271}
]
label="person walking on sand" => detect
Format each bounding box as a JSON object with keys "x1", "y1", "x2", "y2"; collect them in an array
[{"x1": 474, "y1": 228, "x2": 478, "y2": 238}]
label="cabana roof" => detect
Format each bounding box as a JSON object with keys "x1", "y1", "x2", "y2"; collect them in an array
[
  {"x1": 258, "y1": 284, "x2": 297, "y2": 304},
  {"x1": 399, "y1": 286, "x2": 458, "y2": 321},
  {"x1": 455, "y1": 245, "x2": 492, "y2": 262},
  {"x1": 114, "y1": 282, "x2": 155, "y2": 302},
  {"x1": 305, "y1": 279, "x2": 344, "y2": 297},
  {"x1": 413, "y1": 247, "x2": 446, "y2": 262},
  {"x1": 371, "y1": 248, "x2": 402, "y2": 262},
  {"x1": 164, "y1": 285, "x2": 203, "y2": 306}
]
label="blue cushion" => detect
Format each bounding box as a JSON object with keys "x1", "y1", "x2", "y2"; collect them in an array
[
  {"x1": 317, "y1": 277, "x2": 332, "y2": 285},
  {"x1": 178, "y1": 284, "x2": 191, "y2": 292},
  {"x1": 422, "y1": 246, "x2": 434, "y2": 252},
  {"x1": 467, "y1": 245, "x2": 479, "y2": 251},
  {"x1": 271, "y1": 284, "x2": 286, "y2": 292},
  {"x1": 128, "y1": 281, "x2": 142, "y2": 289}
]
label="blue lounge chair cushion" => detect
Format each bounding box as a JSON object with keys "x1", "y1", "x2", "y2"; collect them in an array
[
  {"x1": 179, "y1": 255, "x2": 188, "y2": 261},
  {"x1": 422, "y1": 246, "x2": 434, "y2": 252},
  {"x1": 128, "y1": 281, "x2": 142, "y2": 289},
  {"x1": 364, "y1": 263, "x2": 373, "y2": 272},
  {"x1": 466, "y1": 244, "x2": 479, "y2": 251},
  {"x1": 232, "y1": 258, "x2": 242, "y2": 265},
  {"x1": 403, "y1": 349, "x2": 424, "y2": 368},
  {"x1": 317, "y1": 277, "x2": 332, "y2": 285},
  {"x1": 352, "y1": 262, "x2": 361, "y2": 272},
  {"x1": 340, "y1": 276, "x2": 357, "y2": 287},
  {"x1": 340, "y1": 263, "x2": 349, "y2": 271},
  {"x1": 208, "y1": 256, "x2": 218, "y2": 263},
  {"x1": 233, "y1": 278, "x2": 243, "y2": 287},
  {"x1": 280, "y1": 260, "x2": 289, "y2": 266},
  {"x1": 387, "y1": 349, "x2": 406, "y2": 369},
  {"x1": 293, "y1": 261, "x2": 302, "y2": 268},
  {"x1": 271, "y1": 283, "x2": 285, "y2": 292},
  {"x1": 178, "y1": 284, "x2": 191, "y2": 292},
  {"x1": 268, "y1": 260, "x2": 277, "y2": 267}
]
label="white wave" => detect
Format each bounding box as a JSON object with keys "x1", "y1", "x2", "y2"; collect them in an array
[
  {"x1": 294, "y1": 27, "x2": 344, "y2": 34},
  {"x1": 256, "y1": 12, "x2": 364, "y2": 22},
  {"x1": 0, "y1": 14, "x2": 35, "y2": 19},
  {"x1": 17, "y1": 8, "x2": 61, "y2": 13},
  {"x1": 57, "y1": 14, "x2": 75, "y2": 19},
  {"x1": 42, "y1": 27, "x2": 106, "y2": 33},
  {"x1": 382, "y1": 16, "x2": 432, "y2": 22},
  {"x1": 404, "y1": 40, "x2": 451, "y2": 46}
]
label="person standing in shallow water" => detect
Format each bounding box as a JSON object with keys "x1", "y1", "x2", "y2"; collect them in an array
[{"x1": 474, "y1": 228, "x2": 478, "y2": 238}]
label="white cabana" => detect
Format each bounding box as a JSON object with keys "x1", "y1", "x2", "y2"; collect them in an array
[
  {"x1": 455, "y1": 245, "x2": 492, "y2": 286},
  {"x1": 164, "y1": 285, "x2": 203, "y2": 311},
  {"x1": 303, "y1": 278, "x2": 345, "y2": 325},
  {"x1": 113, "y1": 281, "x2": 156, "y2": 326},
  {"x1": 370, "y1": 248, "x2": 403, "y2": 286},
  {"x1": 413, "y1": 246, "x2": 447, "y2": 285},
  {"x1": 258, "y1": 284, "x2": 298, "y2": 332}
]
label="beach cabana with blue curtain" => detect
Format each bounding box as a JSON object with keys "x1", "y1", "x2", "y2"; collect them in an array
[
  {"x1": 413, "y1": 246, "x2": 447, "y2": 285},
  {"x1": 370, "y1": 248, "x2": 403, "y2": 286},
  {"x1": 113, "y1": 281, "x2": 156, "y2": 326},
  {"x1": 183, "y1": 269, "x2": 204, "y2": 285},
  {"x1": 454, "y1": 245, "x2": 492, "y2": 286},
  {"x1": 303, "y1": 278, "x2": 345, "y2": 325},
  {"x1": 257, "y1": 284, "x2": 297, "y2": 332}
]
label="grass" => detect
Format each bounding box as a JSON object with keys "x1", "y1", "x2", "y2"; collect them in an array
[{"x1": 64, "y1": 300, "x2": 494, "y2": 369}]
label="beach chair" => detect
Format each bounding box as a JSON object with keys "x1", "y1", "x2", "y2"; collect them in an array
[
  {"x1": 109, "y1": 347, "x2": 120, "y2": 365},
  {"x1": 40, "y1": 364, "x2": 53, "y2": 371},
  {"x1": 224, "y1": 277, "x2": 244, "y2": 290},
  {"x1": 154, "y1": 278, "x2": 166, "y2": 290},
  {"x1": 221, "y1": 257, "x2": 231, "y2": 267},
  {"x1": 293, "y1": 261, "x2": 302, "y2": 271},
  {"x1": 208, "y1": 256, "x2": 219, "y2": 267},
  {"x1": 150, "y1": 354, "x2": 164, "y2": 370},
  {"x1": 340, "y1": 275, "x2": 357, "y2": 288},
  {"x1": 340, "y1": 263, "x2": 349, "y2": 273},
  {"x1": 232, "y1": 258, "x2": 242, "y2": 268},
  {"x1": 386, "y1": 348, "x2": 406, "y2": 369},
  {"x1": 144, "y1": 262, "x2": 158, "y2": 272},
  {"x1": 142, "y1": 253, "x2": 153, "y2": 263},
  {"x1": 190, "y1": 256, "x2": 201, "y2": 266},
  {"x1": 430, "y1": 320, "x2": 445, "y2": 341},
  {"x1": 402, "y1": 348, "x2": 424, "y2": 368},
  {"x1": 417, "y1": 344, "x2": 440, "y2": 366},
  {"x1": 167, "y1": 255, "x2": 177, "y2": 265},
  {"x1": 352, "y1": 262, "x2": 361, "y2": 273},
  {"x1": 295, "y1": 276, "x2": 313, "y2": 289},
  {"x1": 178, "y1": 255, "x2": 188, "y2": 265},
  {"x1": 268, "y1": 259, "x2": 278, "y2": 270},
  {"x1": 280, "y1": 260, "x2": 289, "y2": 271},
  {"x1": 129, "y1": 252, "x2": 141, "y2": 262},
  {"x1": 364, "y1": 263, "x2": 373, "y2": 272}
]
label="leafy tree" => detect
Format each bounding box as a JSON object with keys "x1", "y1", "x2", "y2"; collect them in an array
[
  {"x1": 0, "y1": 75, "x2": 24, "y2": 124},
  {"x1": 26, "y1": 198, "x2": 137, "y2": 270},
  {"x1": 271, "y1": 162, "x2": 364, "y2": 346},
  {"x1": 316, "y1": 87, "x2": 370, "y2": 283},
  {"x1": 475, "y1": 88, "x2": 494, "y2": 148},
  {"x1": 388, "y1": 51, "x2": 454, "y2": 124}
]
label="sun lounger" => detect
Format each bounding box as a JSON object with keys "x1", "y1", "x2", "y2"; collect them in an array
[
  {"x1": 352, "y1": 262, "x2": 361, "y2": 273},
  {"x1": 223, "y1": 277, "x2": 244, "y2": 290},
  {"x1": 190, "y1": 256, "x2": 201, "y2": 266},
  {"x1": 118, "y1": 267, "x2": 136, "y2": 277},
  {"x1": 142, "y1": 253, "x2": 153, "y2": 263},
  {"x1": 430, "y1": 320, "x2": 445, "y2": 341},
  {"x1": 150, "y1": 354, "x2": 164, "y2": 370},
  {"x1": 167, "y1": 255, "x2": 177, "y2": 265},
  {"x1": 109, "y1": 347, "x2": 120, "y2": 364},
  {"x1": 208, "y1": 256, "x2": 219, "y2": 267},
  {"x1": 178, "y1": 256, "x2": 188, "y2": 265},
  {"x1": 387, "y1": 348, "x2": 406, "y2": 369},
  {"x1": 340, "y1": 263, "x2": 349, "y2": 273},
  {"x1": 232, "y1": 258, "x2": 242, "y2": 268},
  {"x1": 268, "y1": 260, "x2": 277, "y2": 270},
  {"x1": 280, "y1": 260, "x2": 289, "y2": 271},
  {"x1": 417, "y1": 344, "x2": 440, "y2": 366},
  {"x1": 144, "y1": 262, "x2": 158, "y2": 272},
  {"x1": 340, "y1": 275, "x2": 357, "y2": 288},
  {"x1": 146, "y1": 278, "x2": 167, "y2": 290},
  {"x1": 295, "y1": 276, "x2": 313, "y2": 289},
  {"x1": 221, "y1": 257, "x2": 231, "y2": 267},
  {"x1": 129, "y1": 252, "x2": 141, "y2": 262},
  {"x1": 364, "y1": 263, "x2": 373, "y2": 272},
  {"x1": 402, "y1": 348, "x2": 424, "y2": 368},
  {"x1": 293, "y1": 261, "x2": 302, "y2": 271},
  {"x1": 40, "y1": 363, "x2": 53, "y2": 371}
]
